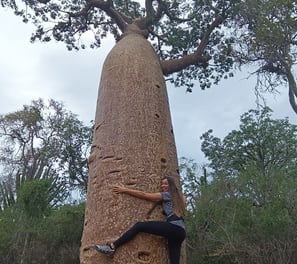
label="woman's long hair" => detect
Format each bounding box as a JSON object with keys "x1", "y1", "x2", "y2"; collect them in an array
[{"x1": 164, "y1": 176, "x2": 186, "y2": 217}]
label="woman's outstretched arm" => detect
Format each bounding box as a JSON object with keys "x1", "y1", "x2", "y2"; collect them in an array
[{"x1": 112, "y1": 185, "x2": 162, "y2": 202}]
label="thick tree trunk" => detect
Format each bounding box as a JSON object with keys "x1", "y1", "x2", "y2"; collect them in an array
[{"x1": 80, "y1": 32, "x2": 184, "y2": 264}]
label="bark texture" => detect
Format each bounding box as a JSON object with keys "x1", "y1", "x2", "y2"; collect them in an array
[{"x1": 80, "y1": 32, "x2": 184, "y2": 264}]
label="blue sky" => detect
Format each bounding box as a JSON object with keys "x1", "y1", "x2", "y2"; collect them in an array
[{"x1": 1, "y1": 7, "x2": 296, "y2": 164}]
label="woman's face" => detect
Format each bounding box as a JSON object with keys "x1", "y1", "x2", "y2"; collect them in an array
[{"x1": 161, "y1": 178, "x2": 169, "y2": 192}]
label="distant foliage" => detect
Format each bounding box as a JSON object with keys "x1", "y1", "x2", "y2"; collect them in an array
[
  {"x1": 0, "y1": 198, "x2": 85, "y2": 264},
  {"x1": 0, "y1": 98, "x2": 92, "y2": 211},
  {"x1": 0, "y1": 99, "x2": 90, "y2": 263},
  {"x1": 180, "y1": 107, "x2": 297, "y2": 264}
]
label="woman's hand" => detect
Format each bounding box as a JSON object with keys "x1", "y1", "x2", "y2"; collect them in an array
[
  {"x1": 112, "y1": 184, "x2": 162, "y2": 202},
  {"x1": 112, "y1": 185, "x2": 127, "y2": 194}
]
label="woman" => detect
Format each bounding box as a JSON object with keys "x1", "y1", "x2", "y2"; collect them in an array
[{"x1": 94, "y1": 176, "x2": 186, "y2": 264}]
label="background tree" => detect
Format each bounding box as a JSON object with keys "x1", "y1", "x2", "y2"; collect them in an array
[
  {"x1": 182, "y1": 107, "x2": 297, "y2": 264},
  {"x1": 0, "y1": 99, "x2": 90, "y2": 264},
  {"x1": 2, "y1": 1, "x2": 296, "y2": 263},
  {"x1": 0, "y1": 98, "x2": 92, "y2": 210},
  {"x1": 201, "y1": 107, "x2": 297, "y2": 183}
]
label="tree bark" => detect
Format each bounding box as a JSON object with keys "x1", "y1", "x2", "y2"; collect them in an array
[{"x1": 80, "y1": 32, "x2": 184, "y2": 263}]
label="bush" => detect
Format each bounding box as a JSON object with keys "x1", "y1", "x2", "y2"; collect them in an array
[{"x1": 0, "y1": 203, "x2": 85, "y2": 264}]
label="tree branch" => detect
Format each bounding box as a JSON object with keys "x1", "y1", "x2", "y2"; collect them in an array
[
  {"x1": 160, "y1": 15, "x2": 224, "y2": 75},
  {"x1": 164, "y1": 9, "x2": 193, "y2": 23},
  {"x1": 118, "y1": 11, "x2": 133, "y2": 24},
  {"x1": 142, "y1": 0, "x2": 165, "y2": 28},
  {"x1": 283, "y1": 63, "x2": 297, "y2": 114},
  {"x1": 145, "y1": 0, "x2": 154, "y2": 18},
  {"x1": 86, "y1": 0, "x2": 128, "y2": 32},
  {"x1": 161, "y1": 0, "x2": 193, "y2": 23},
  {"x1": 155, "y1": 0, "x2": 166, "y2": 20}
]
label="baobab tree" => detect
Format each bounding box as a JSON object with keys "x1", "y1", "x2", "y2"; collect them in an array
[{"x1": 3, "y1": 0, "x2": 296, "y2": 263}]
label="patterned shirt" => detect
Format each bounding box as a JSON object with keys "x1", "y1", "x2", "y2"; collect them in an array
[{"x1": 161, "y1": 192, "x2": 185, "y2": 229}]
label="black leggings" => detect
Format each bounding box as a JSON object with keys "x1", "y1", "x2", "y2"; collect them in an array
[{"x1": 113, "y1": 221, "x2": 186, "y2": 264}]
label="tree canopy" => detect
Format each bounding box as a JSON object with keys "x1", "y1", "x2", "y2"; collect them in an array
[
  {"x1": 1, "y1": 0, "x2": 237, "y2": 90},
  {"x1": 2, "y1": 0, "x2": 297, "y2": 111}
]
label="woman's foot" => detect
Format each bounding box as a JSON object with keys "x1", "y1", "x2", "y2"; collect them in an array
[{"x1": 94, "y1": 243, "x2": 115, "y2": 257}]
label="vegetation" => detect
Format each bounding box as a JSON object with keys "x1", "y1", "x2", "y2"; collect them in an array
[
  {"x1": 1, "y1": 104, "x2": 297, "y2": 263},
  {"x1": 0, "y1": 100, "x2": 90, "y2": 264},
  {"x1": 0, "y1": 196, "x2": 85, "y2": 264},
  {"x1": 0, "y1": 99, "x2": 92, "y2": 212},
  {"x1": 180, "y1": 107, "x2": 297, "y2": 264}
]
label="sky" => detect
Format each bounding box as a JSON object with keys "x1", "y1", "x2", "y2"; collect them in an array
[{"x1": 1, "y1": 7, "x2": 297, "y2": 164}]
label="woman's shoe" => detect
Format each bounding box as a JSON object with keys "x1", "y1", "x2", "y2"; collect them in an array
[{"x1": 94, "y1": 244, "x2": 115, "y2": 257}]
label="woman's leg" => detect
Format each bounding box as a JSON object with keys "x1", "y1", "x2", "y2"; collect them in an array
[
  {"x1": 113, "y1": 221, "x2": 176, "y2": 249},
  {"x1": 167, "y1": 227, "x2": 186, "y2": 264}
]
